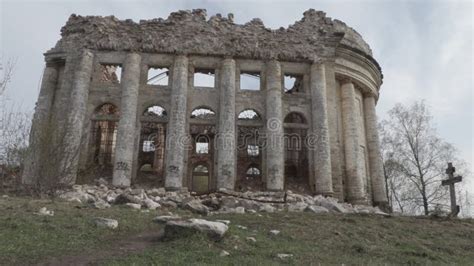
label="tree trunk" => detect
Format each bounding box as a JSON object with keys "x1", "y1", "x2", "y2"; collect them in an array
[{"x1": 420, "y1": 177, "x2": 429, "y2": 215}]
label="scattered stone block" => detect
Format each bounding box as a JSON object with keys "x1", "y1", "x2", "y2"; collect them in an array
[
  {"x1": 270, "y1": 230, "x2": 280, "y2": 235},
  {"x1": 93, "y1": 200, "x2": 111, "y2": 209},
  {"x1": 184, "y1": 200, "x2": 209, "y2": 215},
  {"x1": 164, "y1": 218, "x2": 228, "y2": 240},
  {"x1": 288, "y1": 202, "x2": 308, "y2": 212},
  {"x1": 246, "y1": 236, "x2": 257, "y2": 243},
  {"x1": 94, "y1": 217, "x2": 118, "y2": 229},
  {"x1": 219, "y1": 250, "x2": 230, "y2": 257},
  {"x1": 276, "y1": 253, "x2": 293, "y2": 259},
  {"x1": 59, "y1": 191, "x2": 95, "y2": 204},
  {"x1": 38, "y1": 207, "x2": 54, "y2": 216},
  {"x1": 143, "y1": 198, "x2": 161, "y2": 210},
  {"x1": 259, "y1": 204, "x2": 276, "y2": 213}
]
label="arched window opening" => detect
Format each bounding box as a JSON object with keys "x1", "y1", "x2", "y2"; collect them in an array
[
  {"x1": 284, "y1": 112, "x2": 307, "y2": 124},
  {"x1": 246, "y1": 166, "x2": 261, "y2": 179},
  {"x1": 91, "y1": 103, "x2": 119, "y2": 176},
  {"x1": 194, "y1": 164, "x2": 209, "y2": 173},
  {"x1": 238, "y1": 109, "x2": 261, "y2": 120},
  {"x1": 284, "y1": 112, "x2": 310, "y2": 193},
  {"x1": 95, "y1": 103, "x2": 119, "y2": 116},
  {"x1": 139, "y1": 164, "x2": 153, "y2": 172},
  {"x1": 143, "y1": 105, "x2": 167, "y2": 118},
  {"x1": 191, "y1": 107, "x2": 216, "y2": 120},
  {"x1": 195, "y1": 135, "x2": 210, "y2": 154},
  {"x1": 137, "y1": 120, "x2": 166, "y2": 184}
]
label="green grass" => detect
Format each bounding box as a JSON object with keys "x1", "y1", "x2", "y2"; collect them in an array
[
  {"x1": 1, "y1": 196, "x2": 474, "y2": 265},
  {"x1": 0, "y1": 196, "x2": 159, "y2": 265}
]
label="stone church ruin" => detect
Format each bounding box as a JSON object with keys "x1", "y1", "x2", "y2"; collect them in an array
[{"x1": 22, "y1": 9, "x2": 388, "y2": 207}]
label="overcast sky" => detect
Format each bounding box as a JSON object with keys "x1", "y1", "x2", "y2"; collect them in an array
[{"x1": 1, "y1": 0, "x2": 473, "y2": 192}]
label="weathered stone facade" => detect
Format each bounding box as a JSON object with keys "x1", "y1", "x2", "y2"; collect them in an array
[{"x1": 22, "y1": 9, "x2": 388, "y2": 207}]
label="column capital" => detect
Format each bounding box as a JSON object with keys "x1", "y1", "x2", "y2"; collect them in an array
[
  {"x1": 221, "y1": 57, "x2": 235, "y2": 66},
  {"x1": 339, "y1": 77, "x2": 354, "y2": 86},
  {"x1": 310, "y1": 56, "x2": 333, "y2": 65}
]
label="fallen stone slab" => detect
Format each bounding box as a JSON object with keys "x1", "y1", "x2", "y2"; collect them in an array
[
  {"x1": 164, "y1": 218, "x2": 228, "y2": 240},
  {"x1": 259, "y1": 204, "x2": 276, "y2": 213},
  {"x1": 94, "y1": 218, "x2": 118, "y2": 229},
  {"x1": 59, "y1": 191, "x2": 95, "y2": 204},
  {"x1": 143, "y1": 198, "x2": 161, "y2": 210},
  {"x1": 184, "y1": 200, "x2": 209, "y2": 215},
  {"x1": 114, "y1": 193, "x2": 141, "y2": 205},
  {"x1": 93, "y1": 200, "x2": 111, "y2": 209},
  {"x1": 287, "y1": 202, "x2": 308, "y2": 212},
  {"x1": 152, "y1": 215, "x2": 182, "y2": 224}
]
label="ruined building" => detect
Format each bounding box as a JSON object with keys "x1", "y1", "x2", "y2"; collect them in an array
[{"x1": 22, "y1": 9, "x2": 387, "y2": 206}]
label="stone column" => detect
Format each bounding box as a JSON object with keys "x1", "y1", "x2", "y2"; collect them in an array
[
  {"x1": 164, "y1": 55, "x2": 189, "y2": 190},
  {"x1": 364, "y1": 96, "x2": 388, "y2": 205},
  {"x1": 60, "y1": 50, "x2": 95, "y2": 185},
  {"x1": 21, "y1": 61, "x2": 60, "y2": 185},
  {"x1": 265, "y1": 60, "x2": 284, "y2": 191},
  {"x1": 216, "y1": 58, "x2": 236, "y2": 190},
  {"x1": 341, "y1": 80, "x2": 365, "y2": 204},
  {"x1": 310, "y1": 62, "x2": 333, "y2": 196},
  {"x1": 112, "y1": 53, "x2": 141, "y2": 187}
]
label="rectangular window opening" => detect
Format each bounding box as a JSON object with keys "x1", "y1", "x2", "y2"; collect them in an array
[
  {"x1": 100, "y1": 64, "x2": 122, "y2": 84},
  {"x1": 194, "y1": 68, "x2": 215, "y2": 88},
  {"x1": 284, "y1": 74, "x2": 303, "y2": 93},
  {"x1": 143, "y1": 140, "x2": 156, "y2": 152},
  {"x1": 247, "y1": 144, "x2": 259, "y2": 157},
  {"x1": 147, "y1": 67, "x2": 169, "y2": 86},
  {"x1": 196, "y1": 142, "x2": 209, "y2": 154},
  {"x1": 240, "y1": 71, "x2": 261, "y2": 91}
]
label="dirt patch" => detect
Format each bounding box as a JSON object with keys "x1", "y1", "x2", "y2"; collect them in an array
[{"x1": 37, "y1": 230, "x2": 163, "y2": 266}]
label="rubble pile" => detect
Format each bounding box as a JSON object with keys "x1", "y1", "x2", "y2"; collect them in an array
[{"x1": 56, "y1": 179, "x2": 388, "y2": 216}]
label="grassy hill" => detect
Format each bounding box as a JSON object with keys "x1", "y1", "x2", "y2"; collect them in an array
[{"x1": 1, "y1": 196, "x2": 473, "y2": 265}]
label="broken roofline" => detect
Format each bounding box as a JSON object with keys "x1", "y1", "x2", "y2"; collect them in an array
[{"x1": 50, "y1": 9, "x2": 380, "y2": 72}]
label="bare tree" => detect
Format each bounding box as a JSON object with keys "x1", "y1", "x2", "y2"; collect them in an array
[
  {"x1": 379, "y1": 101, "x2": 469, "y2": 215},
  {"x1": 0, "y1": 58, "x2": 32, "y2": 191},
  {"x1": 0, "y1": 58, "x2": 16, "y2": 96}
]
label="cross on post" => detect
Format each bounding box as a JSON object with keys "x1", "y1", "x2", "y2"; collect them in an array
[{"x1": 442, "y1": 162, "x2": 463, "y2": 217}]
